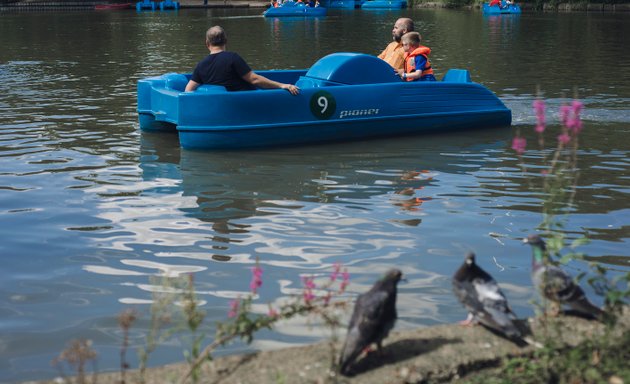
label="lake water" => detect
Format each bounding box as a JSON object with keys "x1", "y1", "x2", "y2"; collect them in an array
[{"x1": 0, "y1": 7, "x2": 629, "y2": 382}]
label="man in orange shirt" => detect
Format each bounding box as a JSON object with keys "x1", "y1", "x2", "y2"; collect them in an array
[{"x1": 377, "y1": 18, "x2": 415, "y2": 71}]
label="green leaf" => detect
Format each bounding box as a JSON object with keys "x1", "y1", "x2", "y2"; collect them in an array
[{"x1": 570, "y1": 237, "x2": 590, "y2": 248}]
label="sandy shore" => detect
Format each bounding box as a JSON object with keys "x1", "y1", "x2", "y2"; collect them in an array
[{"x1": 21, "y1": 307, "x2": 629, "y2": 384}]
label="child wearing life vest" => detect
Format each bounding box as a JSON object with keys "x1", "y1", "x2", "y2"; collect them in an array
[{"x1": 398, "y1": 32, "x2": 436, "y2": 82}]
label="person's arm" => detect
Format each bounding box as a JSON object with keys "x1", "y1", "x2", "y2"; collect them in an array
[
  {"x1": 404, "y1": 70, "x2": 422, "y2": 81},
  {"x1": 242, "y1": 71, "x2": 300, "y2": 95},
  {"x1": 185, "y1": 79, "x2": 201, "y2": 92}
]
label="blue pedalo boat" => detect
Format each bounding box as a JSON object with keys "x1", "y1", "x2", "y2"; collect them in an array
[
  {"x1": 361, "y1": 0, "x2": 407, "y2": 9},
  {"x1": 482, "y1": 2, "x2": 521, "y2": 14},
  {"x1": 137, "y1": 53, "x2": 511, "y2": 150},
  {"x1": 263, "y1": 1, "x2": 327, "y2": 16}
]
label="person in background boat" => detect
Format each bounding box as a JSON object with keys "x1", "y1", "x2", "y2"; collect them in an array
[
  {"x1": 397, "y1": 32, "x2": 436, "y2": 82},
  {"x1": 185, "y1": 26, "x2": 300, "y2": 95},
  {"x1": 378, "y1": 18, "x2": 415, "y2": 72},
  {"x1": 489, "y1": 0, "x2": 501, "y2": 6}
]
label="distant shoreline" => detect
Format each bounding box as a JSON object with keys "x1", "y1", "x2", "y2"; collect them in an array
[{"x1": 2, "y1": 0, "x2": 630, "y2": 11}]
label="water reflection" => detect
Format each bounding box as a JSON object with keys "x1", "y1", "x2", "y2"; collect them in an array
[{"x1": 1, "y1": 8, "x2": 629, "y2": 382}]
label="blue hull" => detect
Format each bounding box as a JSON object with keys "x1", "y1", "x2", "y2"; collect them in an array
[
  {"x1": 482, "y1": 3, "x2": 521, "y2": 13},
  {"x1": 137, "y1": 53, "x2": 511, "y2": 150},
  {"x1": 361, "y1": 0, "x2": 406, "y2": 8},
  {"x1": 263, "y1": 2, "x2": 327, "y2": 16},
  {"x1": 319, "y1": 0, "x2": 358, "y2": 8}
]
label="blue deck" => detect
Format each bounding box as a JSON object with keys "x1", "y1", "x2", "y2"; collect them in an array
[
  {"x1": 482, "y1": 3, "x2": 521, "y2": 14},
  {"x1": 319, "y1": 0, "x2": 360, "y2": 8},
  {"x1": 137, "y1": 53, "x2": 511, "y2": 150},
  {"x1": 263, "y1": 1, "x2": 327, "y2": 16}
]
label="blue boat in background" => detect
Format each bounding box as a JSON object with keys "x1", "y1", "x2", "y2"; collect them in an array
[
  {"x1": 319, "y1": 0, "x2": 360, "y2": 8},
  {"x1": 361, "y1": 0, "x2": 406, "y2": 8},
  {"x1": 482, "y1": 2, "x2": 521, "y2": 14},
  {"x1": 159, "y1": 0, "x2": 179, "y2": 10},
  {"x1": 135, "y1": 0, "x2": 155, "y2": 10},
  {"x1": 263, "y1": 1, "x2": 327, "y2": 16},
  {"x1": 137, "y1": 53, "x2": 511, "y2": 150}
]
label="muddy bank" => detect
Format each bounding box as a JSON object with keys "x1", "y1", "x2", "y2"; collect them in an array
[{"x1": 22, "y1": 307, "x2": 629, "y2": 384}]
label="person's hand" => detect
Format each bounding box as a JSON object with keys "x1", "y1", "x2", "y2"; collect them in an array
[{"x1": 283, "y1": 83, "x2": 300, "y2": 95}]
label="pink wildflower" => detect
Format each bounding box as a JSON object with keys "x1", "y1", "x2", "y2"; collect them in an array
[
  {"x1": 557, "y1": 133, "x2": 571, "y2": 145},
  {"x1": 533, "y1": 99, "x2": 546, "y2": 132},
  {"x1": 268, "y1": 307, "x2": 278, "y2": 318},
  {"x1": 249, "y1": 265, "x2": 263, "y2": 294},
  {"x1": 559, "y1": 105, "x2": 571, "y2": 127},
  {"x1": 566, "y1": 100, "x2": 584, "y2": 134},
  {"x1": 571, "y1": 100, "x2": 583, "y2": 116},
  {"x1": 340, "y1": 269, "x2": 350, "y2": 293},
  {"x1": 511, "y1": 136, "x2": 527, "y2": 154},
  {"x1": 228, "y1": 298, "x2": 240, "y2": 318},
  {"x1": 302, "y1": 276, "x2": 316, "y2": 304},
  {"x1": 330, "y1": 263, "x2": 342, "y2": 282},
  {"x1": 302, "y1": 276, "x2": 316, "y2": 290},
  {"x1": 303, "y1": 290, "x2": 315, "y2": 304}
]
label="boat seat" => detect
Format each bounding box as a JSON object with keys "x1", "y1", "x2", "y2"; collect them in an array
[
  {"x1": 162, "y1": 73, "x2": 226, "y2": 93},
  {"x1": 164, "y1": 73, "x2": 189, "y2": 91},
  {"x1": 442, "y1": 69, "x2": 471, "y2": 83},
  {"x1": 303, "y1": 52, "x2": 401, "y2": 86}
]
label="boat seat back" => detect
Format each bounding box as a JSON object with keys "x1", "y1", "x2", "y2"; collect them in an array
[
  {"x1": 304, "y1": 52, "x2": 401, "y2": 85},
  {"x1": 196, "y1": 85, "x2": 227, "y2": 93},
  {"x1": 295, "y1": 76, "x2": 340, "y2": 88},
  {"x1": 164, "y1": 73, "x2": 189, "y2": 91},
  {"x1": 442, "y1": 69, "x2": 472, "y2": 83},
  {"x1": 162, "y1": 73, "x2": 226, "y2": 93}
]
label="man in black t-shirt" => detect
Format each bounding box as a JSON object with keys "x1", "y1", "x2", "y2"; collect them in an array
[{"x1": 185, "y1": 26, "x2": 300, "y2": 95}]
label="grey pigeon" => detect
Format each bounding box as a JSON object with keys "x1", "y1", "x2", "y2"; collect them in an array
[
  {"x1": 524, "y1": 234, "x2": 604, "y2": 320},
  {"x1": 339, "y1": 269, "x2": 402, "y2": 375},
  {"x1": 452, "y1": 252, "x2": 523, "y2": 340}
]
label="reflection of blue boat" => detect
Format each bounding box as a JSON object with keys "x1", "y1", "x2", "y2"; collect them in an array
[
  {"x1": 159, "y1": 0, "x2": 179, "y2": 10},
  {"x1": 482, "y1": 2, "x2": 521, "y2": 14},
  {"x1": 263, "y1": 1, "x2": 327, "y2": 16},
  {"x1": 361, "y1": 0, "x2": 406, "y2": 8},
  {"x1": 137, "y1": 52, "x2": 511, "y2": 150},
  {"x1": 135, "y1": 0, "x2": 155, "y2": 10}
]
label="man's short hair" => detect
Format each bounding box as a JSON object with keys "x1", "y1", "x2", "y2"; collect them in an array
[
  {"x1": 206, "y1": 26, "x2": 227, "y2": 47},
  {"x1": 399, "y1": 17, "x2": 414, "y2": 32}
]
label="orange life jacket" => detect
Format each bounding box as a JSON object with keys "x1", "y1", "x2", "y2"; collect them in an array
[{"x1": 404, "y1": 46, "x2": 434, "y2": 82}]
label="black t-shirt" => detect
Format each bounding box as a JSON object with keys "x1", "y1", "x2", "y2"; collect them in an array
[{"x1": 190, "y1": 51, "x2": 256, "y2": 91}]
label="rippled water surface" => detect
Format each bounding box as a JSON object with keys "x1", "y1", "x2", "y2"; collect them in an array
[{"x1": 1, "y1": 8, "x2": 629, "y2": 382}]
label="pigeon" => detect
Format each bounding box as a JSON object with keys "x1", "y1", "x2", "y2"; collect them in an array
[
  {"x1": 524, "y1": 234, "x2": 604, "y2": 320},
  {"x1": 452, "y1": 252, "x2": 523, "y2": 341},
  {"x1": 339, "y1": 269, "x2": 403, "y2": 376}
]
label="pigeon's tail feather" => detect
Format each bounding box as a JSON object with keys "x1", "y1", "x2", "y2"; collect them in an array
[
  {"x1": 338, "y1": 332, "x2": 362, "y2": 376},
  {"x1": 522, "y1": 336, "x2": 544, "y2": 349},
  {"x1": 570, "y1": 297, "x2": 605, "y2": 320}
]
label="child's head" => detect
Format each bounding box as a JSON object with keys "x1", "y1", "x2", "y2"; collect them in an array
[{"x1": 401, "y1": 31, "x2": 421, "y2": 52}]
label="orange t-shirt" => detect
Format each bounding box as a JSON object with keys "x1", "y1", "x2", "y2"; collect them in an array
[{"x1": 378, "y1": 41, "x2": 405, "y2": 71}]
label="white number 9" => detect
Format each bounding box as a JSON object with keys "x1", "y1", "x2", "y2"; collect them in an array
[{"x1": 317, "y1": 96, "x2": 328, "y2": 114}]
